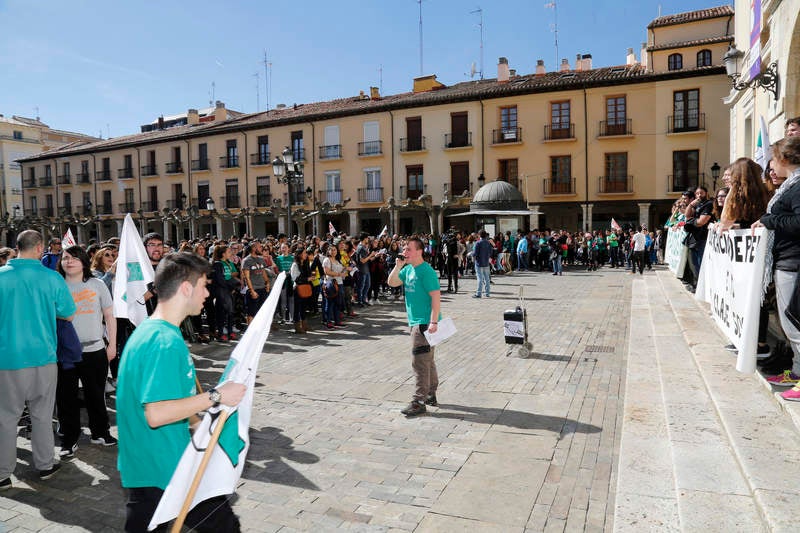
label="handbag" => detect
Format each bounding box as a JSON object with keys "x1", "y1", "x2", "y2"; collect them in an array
[
  {"x1": 323, "y1": 280, "x2": 338, "y2": 298},
  {"x1": 296, "y1": 283, "x2": 312, "y2": 298}
]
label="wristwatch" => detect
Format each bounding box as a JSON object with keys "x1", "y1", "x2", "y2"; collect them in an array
[{"x1": 208, "y1": 388, "x2": 221, "y2": 407}]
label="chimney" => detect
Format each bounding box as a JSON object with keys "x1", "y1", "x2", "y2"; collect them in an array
[
  {"x1": 559, "y1": 58, "x2": 570, "y2": 72},
  {"x1": 509, "y1": 69, "x2": 516, "y2": 77},
  {"x1": 535, "y1": 59, "x2": 546, "y2": 76},
  {"x1": 187, "y1": 108, "x2": 199, "y2": 125},
  {"x1": 497, "y1": 57, "x2": 510, "y2": 82},
  {"x1": 626, "y1": 48, "x2": 636, "y2": 65},
  {"x1": 581, "y1": 54, "x2": 593, "y2": 70},
  {"x1": 575, "y1": 54, "x2": 582, "y2": 71},
  {"x1": 214, "y1": 100, "x2": 226, "y2": 122},
  {"x1": 370, "y1": 86, "x2": 381, "y2": 99},
  {"x1": 641, "y1": 42, "x2": 648, "y2": 70}
]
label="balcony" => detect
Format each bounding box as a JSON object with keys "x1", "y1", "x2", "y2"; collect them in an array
[
  {"x1": 250, "y1": 193, "x2": 273, "y2": 207},
  {"x1": 118, "y1": 202, "x2": 136, "y2": 213},
  {"x1": 191, "y1": 158, "x2": 210, "y2": 171},
  {"x1": 23, "y1": 177, "x2": 36, "y2": 189},
  {"x1": 319, "y1": 145, "x2": 342, "y2": 160},
  {"x1": 399, "y1": 184, "x2": 427, "y2": 200},
  {"x1": 165, "y1": 199, "x2": 185, "y2": 209},
  {"x1": 358, "y1": 187, "x2": 384, "y2": 203},
  {"x1": 599, "y1": 119, "x2": 633, "y2": 137},
  {"x1": 250, "y1": 153, "x2": 271, "y2": 166},
  {"x1": 543, "y1": 178, "x2": 576, "y2": 195},
  {"x1": 140, "y1": 201, "x2": 159, "y2": 212},
  {"x1": 118, "y1": 168, "x2": 135, "y2": 179},
  {"x1": 24, "y1": 209, "x2": 37, "y2": 217},
  {"x1": 598, "y1": 176, "x2": 634, "y2": 194},
  {"x1": 97, "y1": 204, "x2": 113, "y2": 215},
  {"x1": 492, "y1": 128, "x2": 522, "y2": 144},
  {"x1": 80, "y1": 205, "x2": 93, "y2": 216},
  {"x1": 318, "y1": 189, "x2": 343, "y2": 204},
  {"x1": 667, "y1": 113, "x2": 705, "y2": 134},
  {"x1": 292, "y1": 148, "x2": 306, "y2": 161},
  {"x1": 38, "y1": 176, "x2": 53, "y2": 187},
  {"x1": 95, "y1": 169, "x2": 112, "y2": 182},
  {"x1": 668, "y1": 173, "x2": 706, "y2": 193},
  {"x1": 399, "y1": 137, "x2": 426, "y2": 152},
  {"x1": 358, "y1": 141, "x2": 382, "y2": 156},
  {"x1": 165, "y1": 161, "x2": 183, "y2": 174},
  {"x1": 58, "y1": 207, "x2": 72, "y2": 217},
  {"x1": 57, "y1": 174, "x2": 71, "y2": 185},
  {"x1": 219, "y1": 195, "x2": 240, "y2": 209},
  {"x1": 40, "y1": 207, "x2": 54, "y2": 217},
  {"x1": 544, "y1": 123, "x2": 575, "y2": 141},
  {"x1": 219, "y1": 156, "x2": 240, "y2": 169},
  {"x1": 76, "y1": 172, "x2": 91, "y2": 184},
  {"x1": 444, "y1": 132, "x2": 472, "y2": 148}
]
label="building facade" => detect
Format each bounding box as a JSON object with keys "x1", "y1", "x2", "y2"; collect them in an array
[{"x1": 18, "y1": 6, "x2": 733, "y2": 242}]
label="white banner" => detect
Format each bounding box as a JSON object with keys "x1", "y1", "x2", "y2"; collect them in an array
[
  {"x1": 665, "y1": 227, "x2": 688, "y2": 276},
  {"x1": 62, "y1": 228, "x2": 77, "y2": 248},
  {"x1": 695, "y1": 226, "x2": 769, "y2": 373},
  {"x1": 113, "y1": 214, "x2": 155, "y2": 326}
]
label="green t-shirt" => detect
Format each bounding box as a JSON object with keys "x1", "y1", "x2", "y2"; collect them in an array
[
  {"x1": 275, "y1": 254, "x2": 293, "y2": 273},
  {"x1": 607, "y1": 234, "x2": 619, "y2": 247},
  {"x1": 398, "y1": 261, "x2": 441, "y2": 326},
  {"x1": 117, "y1": 319, "x2": 197, "y2": 489}
]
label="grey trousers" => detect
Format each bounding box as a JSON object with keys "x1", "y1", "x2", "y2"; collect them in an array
[
  {"x1": 775, "y1": 270, "x2": 800, "y2": 376},
  {"x1": 410, "y1": 326, "x2": 438, "y2": 402},
  {"x1": 0, "y1": 364, "x2": 57, "y2": 478}
]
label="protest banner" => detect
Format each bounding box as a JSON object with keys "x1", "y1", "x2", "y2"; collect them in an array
[
  {"x1": 113, "y1": 214, "x2": 154, "y2": 326},
  {"x1": 665, "y1": 227, "x2": 688, "y2": 276}
]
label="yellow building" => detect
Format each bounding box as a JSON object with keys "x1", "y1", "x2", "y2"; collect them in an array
[{"x1": 18, "y1": 6, "x2": 733, "y2": 242}]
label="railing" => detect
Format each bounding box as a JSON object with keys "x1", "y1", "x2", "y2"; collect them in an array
[
  {"x1": 118, "y1": 202, "x2": 136, "y2": 213},
  {"x1": 23, "y1": 178, "x2": 36, "y2": 189},
  {"x1": 80, "y1": 205, "x2": 93, "y2": 216},
  {"x1": 599, "y1": 119, "x2": 633, "y2": 137},
  {"x1": 57, "y1": 174, "x2": 71, "y2": 185},
  {"x1": 668, "y1": 173, "x2": 706, "y2": 193},
  {"x1": 76, "y1": 172, "x2": 91, "y2": 184},
  {"x1": 219, "y1": 156, "x2": 240, "y2": 169},
  {"x1": 445, "y1": 181, "x2": 473, "y2": 197},
  {"x1": 250, "y1": 153, "x2": 271, "y2": 165},
  {"x1": 95, "y1": 170, "x2": 111, "y2": 181},
  {"x1": 399, "y1": 184, "x2": 427, "y2": 199},
  {"x1": 250, "y1": 193, "x2": 272, "y2": 207},
  {"x1": 58, "y1": 207, "x2": 72, "y2": 217},
  {"x1": 358, "y1": 187, "x2": 383, "y2": 203},
  {"x1": 118, "y1": 168, "x2": 135, "y2": 179},
  {"x1": 319, "y1": 145, "x2": 342, "y2": 159},
  {"x1": 40, "y1": 207, "x2": 54, "y2": 217},
  {"x1": 24, "y1": 209, "x2": 38, "y2": 217},
  {"x1": 667, "y1": 113, "x2": 705, "y2": 133},
  {"x1": 165, "y1": 161, "x2": 183, "y2": 174},
  {"x1": 97, "y1": 204, "x2": 113, "y2": 215},
  {"x1": 543, "y1": 178, "x2": 576, "y2": 195},
  {"x1": 544, "y1": 123, "x2": 574, "y2": 140},
  {"x1": 140, "y1": 201, "x2": 159, "y2": 212},
  {"x1": 191, "y1": 158, "x2": 210, "y2": 171},
  {"x1": 318, "y1": 189, "x2": 343, "y2": 204},
  {"x1": 444, "y1": 132, "x2": 472, "y2": 148},
  {"x1": 399, "y1": 137, "x2": 426, "y2": 152},
  {"x1": 219, "y1": 195, "x2": 240, "y2": 209},
  {"x1": 38, "y1": 176, "x2": 54, "y2": 187},
  {"x1": 165, "y1": 199, "x2": 183, "y2": 209},
  {"x1": 491, "y1": 128, "x2": 522, "y2": 144},
  {"x1": 598, "y1": 176, "x2": 634, "y2": 193},
  {"x1": 358, "y1": 141, "x2": 382, "y2": 156}
]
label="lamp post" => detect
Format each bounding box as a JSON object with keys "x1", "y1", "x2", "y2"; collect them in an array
[
  {"x1": 272, "y1": 147, "x2": 306, "y2": 240},
  {"x1": 723, "y1": 44, "x2": 779, "y2": 101},
  {"x1": 710, "y1": 162, "x2": 721, "y2": 191}
]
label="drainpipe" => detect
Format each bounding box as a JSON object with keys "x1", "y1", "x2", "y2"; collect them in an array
[
  {"x1": 184, "y1": 139, "x2": 193, "y2": 239},
  {"x1": 241, "y1": 130, "x2": 250, "y2": 236},
  {"x1": 583, "y1": 85, "x2": 589, "y2": 232},
  {"x1": 90, "y1": 154, "x2": 99, "y2": 236},
  {"x1": 479, "y1": 99, "x2": 485, "y2": 182},
  {"x1": 308, "y1": 121, "x2": 316, "y2": 238},
  {"x1": 389, "y1": 110, "x2": 395, "y2": 233}
]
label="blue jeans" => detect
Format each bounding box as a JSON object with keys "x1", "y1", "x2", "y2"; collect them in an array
[
  {"x1": 552, "y1": 255, "x2": 563, "y2": 274},
  {"x1": 690, "y1": 239, "x2": 706, "y2": 277},
  {"x1": 357, "y1": 270, "x2": 371, "y2": 303},
  {"x1": 475, "y1": 266, "x2": 491, "y2": 296},
  {"x1": 517, "y1": 252, "x2": 527, "y2": 271}
]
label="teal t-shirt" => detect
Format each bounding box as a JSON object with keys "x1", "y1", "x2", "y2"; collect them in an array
[
  {"x1": 275, "y1": 254, "x2": 293, "y2": 273},
  {"x1": 117, "y1": 319, "x2": 197, "y2": 489},
  {"x1": 398, "y1": 261, "x2": 441, "y2": 326},
  {"x1": 0, "y1": 258, "x2": 76, "y2": 370}
]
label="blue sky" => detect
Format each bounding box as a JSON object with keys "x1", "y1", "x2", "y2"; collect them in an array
[{"x1": 0, "y1": 0, "x2": 731, "y2": 138}]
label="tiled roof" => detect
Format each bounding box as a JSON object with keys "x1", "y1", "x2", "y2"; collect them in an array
[
  {"x1": 17, "y1": 64, "x2": 726, "y2": 163},
  {"x1": 648, "y1": 6, "x2": 734, "y2": 29},
  {"x1": 647, "y1": 34, "x2": 734, "y2": 52}
]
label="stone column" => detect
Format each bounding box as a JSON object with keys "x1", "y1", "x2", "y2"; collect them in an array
[
  {"x1": 277, "y1": 215, "x2": 287, "y2": 236},
  {"x1": 436, "y1": 210, "x2": 445, "y2": 235},
  {"x1": 391, "y1": 210, "x2": 399, "y2": 236},
  {"x1": 215, "y1": 218, "x2": 223, "y2": 238},
  {"x1": 76, "y1": 225, "x2": 86, "y2": 244},
  {"x1": 162, "y1": 220, "x2": 172, "y2": 242},
  {"x1": 530, "y1": 204, "x2": 541, "y2": 231},
  {"x1": 638, "y1": 203, "x2": 651, "y2": 229},
  {"x1": 587, "y1": 203, "x2": 594, "y2": 232},
  {"x1": 348, "y1": 210, "x2": 358, "y2": 235}
]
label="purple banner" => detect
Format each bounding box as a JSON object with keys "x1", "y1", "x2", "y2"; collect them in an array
[{"x1": 748, "y1": 0, "x2": 762, "y2": 81}]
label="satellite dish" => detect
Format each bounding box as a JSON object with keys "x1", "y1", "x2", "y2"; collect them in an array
[{"x1": 470, "y1": 62, "x2": 477, "y2": 77}]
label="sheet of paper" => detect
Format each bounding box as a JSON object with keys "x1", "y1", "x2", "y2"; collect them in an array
[{"x1": 423, "y1": 317, "x2": 457, "y2": 347}]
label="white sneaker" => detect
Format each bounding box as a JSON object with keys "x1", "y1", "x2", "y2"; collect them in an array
[{"x1": 104, "y1": 379, "x2": 116, "y2": 393}]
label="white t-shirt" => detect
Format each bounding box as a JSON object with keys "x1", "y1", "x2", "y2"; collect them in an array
[
  {"x1": 632, "y1": 232, "x2": 647, "y2": 252},
  {"x1": 66, "y1": 277, "x2": 112, "y2": 352},
  {"x1": 322, "y1": 257, "x2": 344, "y2": 284}
]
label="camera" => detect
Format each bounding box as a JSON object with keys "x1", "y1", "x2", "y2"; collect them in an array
[{"x1": 397, "y1": 254, "x2": 406, "y2": 261}]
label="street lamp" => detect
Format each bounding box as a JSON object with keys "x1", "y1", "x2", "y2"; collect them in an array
[
  {"x1": 180, "y1": 193, "x2": 187, "y2": 210},
  {"x1": 710, "y1": 162, "x2": 721, "y2": 191},
  {"x1": 272, "y1": 146, "x2": 306, "y2": 240},
  {"x1": 723, "y1": 44, "x2": 779, "y2": 101},
  {"x1": 206, "y1": 198, "x2": 215, "y2": 211}
]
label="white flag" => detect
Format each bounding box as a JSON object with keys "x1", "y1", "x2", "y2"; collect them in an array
[
  {"x1": 113, "y1": 214, "x2": 155, "y2": 326},
  {"x1": 328, "y1": 221, "x2": 336, "y2": 235},
  {"x1": 378, "y1": 225, "x2": 388, "y2": 238},
  {"x1": 754, "y1": 115, "x2": 771, "y2": 171},
  {"x1": 148, "y1": 273, "x2": 285, "y2": 531},
  {"x1": 62, "y1": 228, "x2": 77, "y2": 248}
]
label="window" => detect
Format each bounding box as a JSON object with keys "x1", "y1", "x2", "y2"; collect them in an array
[
  {"x1": 550, "y1": 101, "x2": 571, "y2": 138},
  {"x1": 172, "y1": 184, "x2": 182, "y2": 207},
  {"x1": 450, "y1": 162, "x2": 469, "y2": 196},
  {"x1": 44, "y1": 164, "x2": 51, "y2": 178},
  {"x1": 449, "y1": 112, "x2": 469, "y2": 147},
  {"x1": 197, "y1": 181, "x2": 210, "y2": 208},
  {"x1": 668, "y1": 53, "x2": 683, "y2": 70},
  {"x1": 124, "y1": 188, "x2": 135, "y2": 211},
  {"x1": 672, "y1": 150, "x2": 699, "y2": 192},
  {"x1": 697, "y1": 50, "x2": 712, "y2": 67},
  {"x1": 63, "y1": 192, "x2": 71, "y2": 211},
  {"x1": 124, "y1": 154, "x2": 132, "y2": 170},
  {"x1": 82, "y1": 192, "x2": 91, "y2": 211},
  {"x1": 225, "y1": 178, "x2": 239, "y2": 208},
  {"x1": 323, "y1": 171, "x2": 342, "y2": 204},
  {"x1": 147, "y1": 186, "x2": 158, "y2": 210},
  {"x1": 62, "y1": 162, "x2": 70, "y2": 176},
  {"x1": 255, "y1": 177, "x2": 270, "y2": 206},
  {"x1": 365, "y1": 168, "x2": 381, "y2": 189},
  {"x1": 405, "y1": 117, "x2": 423, "y2": 151},
  {"x1": 500, "y1": 106, "x2": 517, "y2": 132},
  {"x1": 549, "y1": 156, "x2": 572, "y2": 193},
  {"x1": 12, "y1": 130, "x2": 22, "y2": 140},
  {"x1": 172, "y1": 146, "x2": 181, "y2": 163},
  {"x1": 30, "y1": 196, "x2": 37, "y2": 212},
  {"x1": 406, "y1": 165, "x2": 424, "y2": 199},
  {"x1": 197, "y1": 143, "x2": 208, "y2": 169},
  {"x1": 225, "y1": 140, "x2": 238, "y2": 167},
  {"x1": 81, "y1": 160, "x2": 89, "y2": 175},
  {"x1": 605, "y1": 96, "x2": 627, "y2": 135},
  {"x1": 673, "y1": 89, "x2": 700, "y2": 131},
  {"x1": 257, "y1": 135, "x2": 269, "y2": 164},
  {"x1": 604, "y1": 153, "x2": 629, "y2": 192},
  {"x1": 322, "y1": 125, "x2": 341, "y2": 158},
  {"x1": 102, "y1": 190, "x2": 112, "y2": 213},
  {"x1": 291, "y1": 131, "x2": 304, "y2": 161},
  {"x1": 361, "y1": 121, "x2": 380, "y2": 154},
  {"x1": 498, "y1": 159, "x2": 519, "y2": 188}
]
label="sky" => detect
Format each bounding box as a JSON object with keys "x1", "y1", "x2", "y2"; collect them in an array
[{"x1": 0, "y1": 0, "x2": 732, "y2": 138}]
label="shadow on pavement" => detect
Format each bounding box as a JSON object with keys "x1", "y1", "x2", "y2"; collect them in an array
[
  {"x1": 511, "y1": 352, "x2": 572, "y2": 362},
  {"x1": 429, "y1": 404, "x2": 601, "y2": 436},
  {"x1": 242, "y1": 426, "x2": 319, "y2": 490}
]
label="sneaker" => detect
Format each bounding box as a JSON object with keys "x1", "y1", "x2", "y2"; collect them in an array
[
  {"x1": 325, "y1": 322, "x2": 336, "y2": 330},
  {"x1": 90, "y1": 434, "x2": 117, "y2": 446},
  {"x1": 781, "y1": 387, "x2": 800, "y2": 401},
  {"x1": 347, "y1": 312, "x2": 359, "y2": 318},
  {"x1": 401, "y1": 401, "x2": 426, "y2": 417},
  {"x1": 472, "y1": 294, "x2": 481, "y2": 298},
  {"x1": 766, "y1": 371, "x2": 800, "y2": 387},
  {"x1": 218, "y1": 334, "x2": 229, "y2": 342},
  {"x1": 229, "y1": 333, "x2": 238, "y2": 341},
  {"x1": 0, "y1": 477, "x2": 11, "y2": 490},
  {"x1": 424, "y1": 394, "x2": 438, "y2": 407},
  {"x1": 724, "y1": 344, "x2": 737, "y2": 352},
  {"x1": 38, "y1": 463, "x2": 61, "y2": 480},
  {"x1": 757, "y1": 343, "x2": 772, "y2": 359},
  {"x1": 334, "y1": 323, "x2": 347, "y2": 328},
  {"x1": 59, "y1": 443, "x2": 78, "y2": 459},
  {"x1": 104, "y1": 378, "x2": 116, "y2": 394}
]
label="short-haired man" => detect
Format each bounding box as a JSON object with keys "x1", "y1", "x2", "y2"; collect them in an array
[
  {"x1": 387, "y1": 237, "x2": 441, "y2": 417},
  {"x1": 241, "y1": 241, "x2": 271, "y2": 325},
  {"x1": 41, "y1": 237, "x2": 62, "y2": 270},
  {"x1": 630, "y1": 227, "x2": 647, "y2": 275},
  {"x1": 0, "y1": 230, "x2": 76, "y2": 488},
  {"x1": 683, "y1": 186, "x2": 713, "y2": 281},
  {"x1": 786, "y1": 117, "x2": 800, "y2": 137},
  {"x1": 472, "y1": 230, "x2": 492, "y2": 298},
  {"x1": 117, "y1": 252, "x2": 246, "y2": 532}
]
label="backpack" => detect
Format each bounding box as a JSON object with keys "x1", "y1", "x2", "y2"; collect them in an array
[{"x1": 446, "y1": 239, "x2": 458, "y2": 257}]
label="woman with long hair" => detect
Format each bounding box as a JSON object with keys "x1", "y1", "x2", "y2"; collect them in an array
[
  {"x1": 711, "y1": 187, "x2": 729, "y2": 221},
  {"x1": 211, "y1": 245, "x2": 240, "y2": 342},
  {"x1": 90, "y1": 244, "x2": 117, "y2": 293},
  {"x1": 290, "y1": 248, "x2": 314, "y2": 334},
  {"x1": 718, "y1": 157, "x2": 770, "y2": 231},
  {"x1": 56, "y1": 246, "x2": 117, "y2": 458},
  {"x1": 321, "y1": 244, "x2": 346, "y2": 329}
]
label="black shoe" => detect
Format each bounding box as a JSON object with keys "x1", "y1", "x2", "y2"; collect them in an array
[
  {"x1": 761, "y1": 361, "x2": 793, "y2": 375},
  {"x1": 758, "y1": 352, "x2": 789, "y2": 367},
  {"x1": 59, "y1": 443, "x2": 78, "y2": 459},
  {"x1": 401, "y1": 401, "x2": 427, "y2": 417},
  {"x1": 90, "y1": 434, "x2": 117, "y2": 446},
  {"x1": 0, "y1": 477, "x2": 11, "y2": 490},
  {"x1": 424, "y1": 394, "x2": 438, "y2": 407},
  {"x1": 39, "y1": 463, "x2": 61, "y2": 480}
]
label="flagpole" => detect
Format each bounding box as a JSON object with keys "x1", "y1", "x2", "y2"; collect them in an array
[{"x1": 170, "y1": 410, "x2": 230, "y2": 533}]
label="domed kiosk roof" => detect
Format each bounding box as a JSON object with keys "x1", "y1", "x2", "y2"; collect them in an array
[{"x1": 470, "y1": 180, "x2": 526, "y2": 211}]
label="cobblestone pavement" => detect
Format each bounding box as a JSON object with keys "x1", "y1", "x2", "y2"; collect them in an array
[{"x1": 0, "y1": 265, "x2": 633, "y2": 532}]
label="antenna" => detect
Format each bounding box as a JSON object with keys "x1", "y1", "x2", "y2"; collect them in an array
[
  {"x1": 378, "y1": 64, "x2": 383, "y2": 93},
  {"x1": 418, "y1": 0, "x2": 424, "y2": 76},
  {"x1": 34, "y1": 106, "x2": 40, "y2": 121},
  {"x1": 107, "y1": 123, "x2": 110, "y2": 138},
  {"x1": 209, "y1": 81, "x2": 215, "y2": 107},
  {"x1": 262, "y1": 50, "x2": 272, "y2": 111},
  {"x1": 545, "y1": 2, "x2": 558, "y2": 69},
  {"x1": 470, "y1": 7, "x2": 484, "y2": 79},
  {"x1": 253, "y1": 72, "x2": 260, "y2": 111}
]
